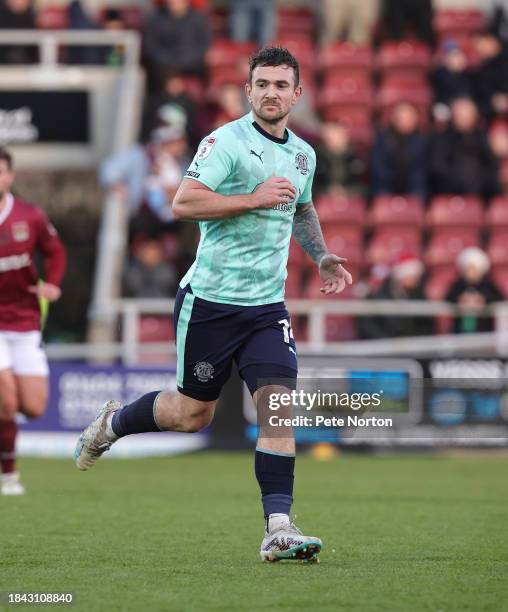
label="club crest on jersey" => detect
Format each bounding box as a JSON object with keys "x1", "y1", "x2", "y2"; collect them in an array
[
  {"x1": 194, "y1": 361, "x2": 215, "y2": 382},
  {"x1": 12, "y1": 221, "x2": 29, "y2": 242},
  {"x1": 295, "y1": 152, "x2": 309, "y2": 175},
  {"x1": 197, "y1": 137, "x2": 216, "y2": 161}
]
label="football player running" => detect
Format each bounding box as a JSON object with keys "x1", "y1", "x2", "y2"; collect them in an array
[{"x1": 75, "y1": 47, "x2": 351, "y2": 562}]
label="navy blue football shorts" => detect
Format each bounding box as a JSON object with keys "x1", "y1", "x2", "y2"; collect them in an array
[{"x1": 173, "y1": 284, "x2": 298, "y2": 401}]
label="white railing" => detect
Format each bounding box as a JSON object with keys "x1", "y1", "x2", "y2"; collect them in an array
[
  {"x1": 70, "y1": 298, "x2": 508, "y2": 363},
  {"x1": 0, "y1": 29, "x2": 141, "y2": 67}
]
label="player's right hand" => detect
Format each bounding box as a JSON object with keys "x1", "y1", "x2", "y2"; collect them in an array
[
  {"x1": 28, "y1": 282, "x2": 62, "y2": 302},
  {"x1": 251, "y1": 176, "x2": 297, "y2": 209}
]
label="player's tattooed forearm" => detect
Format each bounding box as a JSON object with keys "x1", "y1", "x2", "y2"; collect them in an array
[{"x1": 292, "y1": 202, "x2": 328, "y2": 264}]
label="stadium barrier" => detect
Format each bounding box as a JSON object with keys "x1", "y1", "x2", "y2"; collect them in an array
[{"x1": 94, "y1": 297, "x2": 508, "y2": 361}]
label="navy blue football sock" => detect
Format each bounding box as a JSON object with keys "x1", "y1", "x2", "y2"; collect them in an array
[
  {"x1": 111, "y1": 391, "x2": 163, "y2": 438},
  {"x1": 255, "y1": 448, "x2": 295, "y2": 518}
]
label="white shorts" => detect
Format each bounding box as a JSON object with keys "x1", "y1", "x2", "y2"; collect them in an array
[{"x1": 0, "y1": 331, "x2": 49, "y2": 377}]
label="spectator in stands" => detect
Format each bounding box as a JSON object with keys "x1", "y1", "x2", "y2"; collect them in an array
[
  {"x1": 371, "y1": 102, "x2": 429, "y2": 200},
  {"x1": 490, "y1": 0, "x2": 508, "y2": 44},
  {"x1": 287, "y1": 96, "x2": 321, "y2": 143},
  {"x1": 99, "y1": 125, "x2": 189, "y2": 217},
  {"x1": 212, "y1": 83, "x2": 249, "y2": 129},
  {"x1": 144, "y1": 125, "x2": 190, "y2": 223},
  {"x1": 472, "y1": 31, "x2": 508, "y2": 121},
  {"x1": 320, "y1": 0, "x2": 379, "y2": 45},
  {"x1": 358, "y1": 253, "x2": 434, "y2": 339},
  {"x1": 0, "y1": 0, "x2": 37, "y2": 64},
  {"x1": 489, "y1": 120, "x2": 508, "y2": 159},
  {"x1": 431, "y1": 97, "x2": 501, "y2": 199},
  {"x1": 383, "y1": 0, "x2": 434, "y2": 46},
  {"x1": 432, "y1": 40, "x2": 473, "y2": 108},
  {"x1": 143, "y1": 0, "x2": 210, "y2": 88},
  {"x1": 123, "y1": 238, "x2": 177, "y2": 298},
  {"x1": 446, "y1": 247, "x2": 503, "y2": 333},
  {"x1": 314, "y1": 122, "x2": 366, "y2": 197},
  {"x1": 101, "y1": 8, "x2": 126, "y2": 67},
  {"x1": 141, "y1": 69, "x2": 198, "y2": 146},
  {"x1": 67, "y1": 0, "x2": 106, "y2": 65},
  {"x1": 230, "y1": 0, "x2": 276, "y2": 46}
]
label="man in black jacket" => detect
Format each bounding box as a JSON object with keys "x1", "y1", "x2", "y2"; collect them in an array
[
  {"x1": 0, "y1": 0, "x2": 37, "y2": 64},
  {"x1": 142, "y1": 0, "x2": 211, "y2": 88},
  {"x1": 431, "y1": 97, "x2": 501, "y2": 200}
]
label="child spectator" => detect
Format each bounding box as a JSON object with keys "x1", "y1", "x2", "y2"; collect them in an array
[{"x1": 446, "y1": 247, "x2": 503, "y2": 333}]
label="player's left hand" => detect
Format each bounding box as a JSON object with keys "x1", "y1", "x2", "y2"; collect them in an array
[
  {"x1": 318, "y1": 254, "x2": 353, "y2": 295},
  {"x1": 28, "y1": 282, "x2": 62, "y2": 302}
]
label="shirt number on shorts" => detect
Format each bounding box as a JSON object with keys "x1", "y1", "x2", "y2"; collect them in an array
[{"x1": 278, "y1": 318, "x2": 294, "y2": 344}]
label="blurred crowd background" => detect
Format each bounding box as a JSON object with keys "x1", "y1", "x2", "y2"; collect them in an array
[{"x1": 3, "y1": 0, "x2": 508, "y2": 343}]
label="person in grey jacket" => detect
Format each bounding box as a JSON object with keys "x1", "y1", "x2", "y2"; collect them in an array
[{"x1": 142, "y1": 0, "x2": 211, "y2": 87}]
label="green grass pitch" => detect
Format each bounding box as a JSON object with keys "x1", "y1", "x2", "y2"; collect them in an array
[{"x1": 1, "y1": 453, "x2": 507, "y2": 611}]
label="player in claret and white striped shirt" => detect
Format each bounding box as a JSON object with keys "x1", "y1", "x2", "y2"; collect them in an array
[{"x1": 0, "y1": 147, "x2": 66, "y2": 495}]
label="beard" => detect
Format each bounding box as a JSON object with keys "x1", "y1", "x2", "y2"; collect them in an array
[{"x1": 254, "y1": 103, "x2": 289, "y2": 125}]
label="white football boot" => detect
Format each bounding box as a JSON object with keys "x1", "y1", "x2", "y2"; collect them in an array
[
  {"x1": 74, "y1": 400, "x2": 121, "y2": 471},
  {"x1": 1, "y1": 471, "x2": 25, "y2": 496},
  {"x1": 260, "y1": 518, "x2": 322, "y2": 563}
]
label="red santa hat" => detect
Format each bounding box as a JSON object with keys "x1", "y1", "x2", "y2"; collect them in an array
[{"x1": 391, "y1": 252, "x2": 424, "y2": 280}]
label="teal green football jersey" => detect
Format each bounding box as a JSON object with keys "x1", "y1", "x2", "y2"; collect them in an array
[{"x1": 179, "y1": 112, "x2": 316, "y2": 306}]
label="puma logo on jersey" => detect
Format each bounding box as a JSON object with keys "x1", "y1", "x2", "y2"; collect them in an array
[{"x1": 250, "y1": 149, "x2": 264, "y2": 164}]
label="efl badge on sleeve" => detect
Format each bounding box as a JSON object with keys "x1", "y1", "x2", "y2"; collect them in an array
[
  {"x1": 197, "y1": 137, "x2": 216, "y2": 161},
  {"x1": 12, "y1": 221, "x2": 29, "y2": 242}
]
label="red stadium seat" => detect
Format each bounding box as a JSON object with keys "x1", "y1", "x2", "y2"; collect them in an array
[
  {"x1": 434, "y1": 9, "x2": 486, "y2": 39},
  {"x1": 319, "y1": 106, "x2": 373, "y2": 147},
  {"x1": 315, "y1": 194, "x2": 366, "y2": 226},
  {"x1": 206, "y1": 40, "x2": 256, "y2": 70},
  {"x1": 425, "y1": 228, "x2": 481, "y2": 266},
  {"x1": 292, "y1": 314, "x2": 357, "y2": 342},
  {"x1": 319, "y1": 74, "x2": 374, "y2": 109},
  {"x1": 376, "y1": 41, "x2": 432, "y2": 74},
  {"x1": 425, "y1": 266, "x2": 457, "y2": 300},
  {"x1": 377, "y1": 74, "x2": 432, "y2": 109},
  {"x1": 138, "y1": 316, "x2": 175, "y2": 343},
  {"x1": 97, "y1": 6, "x2": 144, "y2": 30},
  {"x1": 366, "y1": 228, "x2": 422, "y2": 265},
  {"x1": 491, "y1": 266, "x2": 508, "y2": 299},
  {"x1": 288, "y1": 239, "x2": 307, "y2": 267},
  {"x1": 285, "y1": 264, "x2": 304, "y2": 299},
  {"x1": 369, "y1": 195, "x2": 425, "y2": 227},
  {"x1": 487, "y1": 230, "x2": 508, "y2": 266},
  {"x1": 121, "y1": 7, "x2": 144, "y2": 30},
  {"x1": 276, "y1": 8, "x2": 315, "y2": 37},
  {"x1": 322, "y1": 226, "x2": 364, "y2": 266},
  {"x1": 318, "y1": 43, "x2": 373, "y2": 72},
  {"x1": 427, "y1": 195, "x2": 484, "y2": 227},
  {"x1": 208, "y1": 66, "x2": 248, "y2": 89},
  {"x1": 271, "y1": 36, "x2": 315, "y2": 70},
  {"x1": 486, "y1": 196, "x2": 508, "y2": 227},
  {"x1": 499, "y1": 159, "x2": 508, "y2": 188},
  {"x1": 37, "y1": 6, "x2": 70, "y2": 29}
]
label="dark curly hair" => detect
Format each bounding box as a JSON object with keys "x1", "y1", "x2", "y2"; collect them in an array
[
  {"x1": 0, "y1": 147, "x2": 12, "y2": 170},
  {"x1": 248, "y1": 46, "x2": 300, "y2": 87}
]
